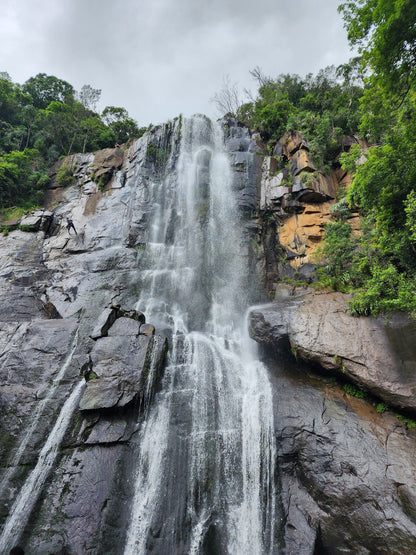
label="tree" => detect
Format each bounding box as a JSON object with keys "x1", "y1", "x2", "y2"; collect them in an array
[
  {"x1": 211, "y1": 75, "x2": 241, "y2": 117},
  {"x1": 102, "y1": 106, "x2": 128, "y2": 125},
  {"x1": 23, "y1": 73, "x2": 74, "y2": 109},
  {"x1": 101, "y1": 106, "x2": 142, "y2": 144},
  {"x1": 339, "y1": 0, "x2": 416, "y2": 98},
  {"x1": 78, "y1": 84, "x2": 101, "y2": 111}
]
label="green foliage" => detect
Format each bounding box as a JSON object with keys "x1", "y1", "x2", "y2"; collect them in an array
[
  {"x1": 348, "y1": 265, "x2": 416, "y2": 316},
  {"x1": 339, "y1": 0, "x2": 416, "y2": 98},
  {"x1": 0, "y1": 148, "x2": 48, "y2": 208},
  {"x1": 22, "y1": 73, "x2": 75, "y2": 109},
  {"x1": 405, "y1": 190, "x2": 416, "y2": 244},
  {"x1": 375, "y1": 402, "x2": 388, "y2": 414},
  {"x1": 237, "y1": 65, "x2": 363, "y2": 166},
  {"x1": 396, "y1": 414, "x2": 416, "y2": 429},
  {"x1": 339, "y1": 143, "x2": 362, "y2": 175},
  {"x1": 305, "y1": 1, "x2": 416, "y2": 318},
  {"x1": 316, "y1": 220, "x2": 361, "y2": 292},
  {"x1": 57, "y1": 163, "x2": 75, "y2": 187},
  {"x1": 0, "y1": 72, "x2": 144, "y2": 210},
  {"x1": 343, "y1": 383, "x2": 367, "y2": 399},
  {"x1": 146, "y1": 143, "x2": 170, "y2": 170}
]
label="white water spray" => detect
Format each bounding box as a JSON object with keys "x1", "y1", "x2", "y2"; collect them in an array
[{"x1": 125, "y1": 116, "x2": 277, "y2": 553}]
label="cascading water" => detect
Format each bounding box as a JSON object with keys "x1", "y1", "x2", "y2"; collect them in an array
[
  {"x1": 125, "y1": 116, "x2": 279, "y2": 554},
  {"x1": 0, "y1": 327, "x2": 80, "y2": 501},
  {"x1": 0, "y1": 380, "x2": 85, "y2": 553}
]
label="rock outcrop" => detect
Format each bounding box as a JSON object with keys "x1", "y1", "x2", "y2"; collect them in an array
[
  {"x1": 258, "y1": 130, "x2": 364, "y2": 279},
  {"x1": 80, "y1": 315, "x2": 167, "y2": 411},
  {"x1": 249, "y1": 291, "x2": 416, "y2": 412},
  {"x1": 270, "y1": 355, "x2": 416, "y2": 554}
]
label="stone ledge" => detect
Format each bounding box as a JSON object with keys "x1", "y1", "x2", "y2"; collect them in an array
[{"x1": 249, "y1": 291, "x2": 416, "y2": 413}]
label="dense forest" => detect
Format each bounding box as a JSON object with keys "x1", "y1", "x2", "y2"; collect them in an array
[
  {"x1": 0, "y1": 73, "x2": 145, "y2": 208},
  {"x1": 1, "y1": 0, "x2": 415, "y2": 317}
]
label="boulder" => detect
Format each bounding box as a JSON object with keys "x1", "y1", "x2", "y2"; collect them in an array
[
  {"x1": 89, "y1": 307, "x2": 118, "y2": 340},
  {"x1": 291, "y1": 149, "x2": 316, "y2": 176},
  {"x1": 107, "y1": 316, "x2": 141, "y2": 336},
  {"x1": 18, "y1": 210, "x2": 53, "y2": 233},
  {"x1": 277, "y1": 130, "x2": 309, "y2": 158},
  {"x1": 249, "y1": 291, "x2": 416, "y2": 412},
  {"x1": 79, "y1": 333, "x2": 151, "y2": 410},
  {"x1": 80, "y1": 315, "x2": 167, "y2": 411}
]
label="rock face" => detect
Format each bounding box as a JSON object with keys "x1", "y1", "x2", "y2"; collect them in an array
[
  {"x1": 258, "y1": 129, "x2": 363, "y2": 281},
  {"x1": 269, "y1": 355, "x2": 416, "y2": 555},
  {"x1": 249, "y1": 291, "x2": 416, "y2": 553},
  {"x1": 0, "y1": 122, "x2": 173, "y2": 553},
  {"x1": 249, "y1": 291, "x2": 416, "y2": 412},
  {"x1": 1, "y1": 117, "x2": 416, "y2": 554}
]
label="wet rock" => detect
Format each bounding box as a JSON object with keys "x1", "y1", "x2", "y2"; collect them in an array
[
  {"x1": 80, "y1": 316, "x2": 167, "y2": 411},
  {"x1": 268, "y1": 355, "x2": 416, "y2": 555},
  {"x1": 250, "y1": 291, "x2": 416, "y2": 412},
  {"x1": 117, "y1": 307, "x2": 146, "y2": 324},
  {"x1": 223, "y1": 118, "x2": 262, "y2": 211},
  {"x1": 107, "y1": 316, "x2": 141, "y2": 336},
  {"x1": 79, "y1": 333, "x2": 152, "y2": 410},
  {"x1": 90, "y1": 307, "x2": 118, "y2": 340}
]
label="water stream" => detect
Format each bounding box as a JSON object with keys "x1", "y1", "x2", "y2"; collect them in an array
[
  {"x1": 125, "y1": 116, "x2": 278, "y2": 553},
  {"x1": 0, "y1": 327, "x2": 80, "y2": 502},
  {"x1": 0, "y1": 380, "x2": 85, "y2": 553}
]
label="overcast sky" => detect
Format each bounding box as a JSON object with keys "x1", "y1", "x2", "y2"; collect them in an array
[{"x1": 0, "y1": 0, "x2": 352, "y2": 126}]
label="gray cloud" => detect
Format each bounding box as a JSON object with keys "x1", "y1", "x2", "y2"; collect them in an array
[{"x1": 0, "y1": 0, "x2": 352, "y2": 125}]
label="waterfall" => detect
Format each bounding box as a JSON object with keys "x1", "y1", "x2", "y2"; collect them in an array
[
  {"x1": 0, "y1": 327, "x2": 80, "y2": 500},
  {"x1": 0, "y1": 380, "x2": 85, "y2": 553},
  {"x1": 126, "y1": 116, "x2": 278, "y2": 553}
]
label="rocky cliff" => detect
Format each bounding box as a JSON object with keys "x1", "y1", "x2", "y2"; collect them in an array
[{"x1": 0, "y1": 118, "x2": 415, "y2": 554}]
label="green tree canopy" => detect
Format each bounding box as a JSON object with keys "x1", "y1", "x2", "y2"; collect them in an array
[
  {"x1": 339, "y1": 0, "x2": 416, "y2": 97},
  {"x1": 22, "y1": 73, "x2": 75, "y2": 109}
]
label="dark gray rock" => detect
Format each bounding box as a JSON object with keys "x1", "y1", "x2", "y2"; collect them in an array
[
  {"x1": 90, "y1": 307, "x2": 118, "y2": 339},
  {"x1": 250, "y1": 291, "x2": 416, "y2": 413},
  {"x1": 267, "y1": 355, "x2": 416, "y2": 555},
  {"x1": 79, "y1": 333, "x2": 152, "y2": 410}
]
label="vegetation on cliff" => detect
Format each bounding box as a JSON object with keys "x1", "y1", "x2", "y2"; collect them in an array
[
  {"x1": 0, "y1": 73, "x2": 145, "y2": 209},
  {"x1": 332, "y1": 0, "x2": 416, "y2": 316},
  {"x1": 218, "y1": 0, "x2": 416, "y2": 317}
]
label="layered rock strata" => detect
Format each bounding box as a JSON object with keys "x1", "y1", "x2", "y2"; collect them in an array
[{"x1": 249, "y1": 291, "x2": 416, "y2": 412}]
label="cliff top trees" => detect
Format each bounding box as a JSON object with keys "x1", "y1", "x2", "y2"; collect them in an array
[
  {"x1": 23, "y1": 73, "x2": 75, "y2": 109},
  {"x1": 319, "y1": 0, "x2": 416, "y2": 316},
  {"x1": 339, "y1": 0, "x2": 416, "y2": 98},
  {"x1": 0, "y1": 73, "x2": 143, "y2": 210}
]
